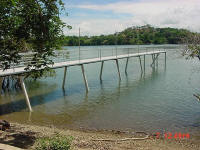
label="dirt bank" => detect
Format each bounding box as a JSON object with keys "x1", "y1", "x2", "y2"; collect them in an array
[{"x1": 0, "y1": 122, "x2": 200, "y2": 150}]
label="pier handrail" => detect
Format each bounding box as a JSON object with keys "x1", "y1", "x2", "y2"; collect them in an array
[{"x1": 0, "y1": 47, "x2": 166, "y2": 70}]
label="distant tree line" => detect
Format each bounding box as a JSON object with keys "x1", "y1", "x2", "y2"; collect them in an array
[{"x1": 62, "y1": 25, "x2": 197, "y2": 46}]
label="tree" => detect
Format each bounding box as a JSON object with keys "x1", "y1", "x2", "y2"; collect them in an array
[
  {"x1": 182, "y1": 33, "x2": 200, "y2": 100},
  {"x1": 183, "y1": 33, "x2": 200, "y2": 60},
  {"x1": 0, "y1": 0, "x2": 70, "y2": 79}
]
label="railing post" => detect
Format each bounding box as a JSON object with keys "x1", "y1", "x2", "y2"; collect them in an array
[
  {"x1": 100, "y1": 49, "x2": 102, "y2": 60},
  {"x1": 19, "y1": 76, "x2": 32, "y2": 112},
  {"x1": 116, "y1": 48, "x2": 118, "y2": 58},
  {"x1": 79, "y1": 27, "x2": 81, "y2": 63},
  {"x1": 128, "y1": 48, "x2": 130, "y2": 57},
  {"x1": 98, "y1": 49, "x2": 99, "y2": 58}
]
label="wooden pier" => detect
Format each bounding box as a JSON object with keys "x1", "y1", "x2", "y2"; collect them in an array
[{"x1": 0, "y1": 50, "x2": 166, "y2": 112}]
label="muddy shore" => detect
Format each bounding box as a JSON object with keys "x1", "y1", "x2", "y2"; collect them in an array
[{"x1": 0, "y1": 122, "x2": 200, "y2": 150}]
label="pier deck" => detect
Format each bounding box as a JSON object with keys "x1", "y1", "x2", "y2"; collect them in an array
[{"x1": 0, "y1": 50, "x2": 165, "y2": 76}]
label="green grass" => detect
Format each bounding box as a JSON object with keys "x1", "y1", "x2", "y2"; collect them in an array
[{"x1": 34, "y1": 133, "x2": 73, "y2": 150}]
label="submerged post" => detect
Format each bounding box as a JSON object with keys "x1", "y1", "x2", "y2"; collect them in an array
[
  {"x1": 151, "y1": 54, "x2": 154, "y2": 67},
  {"x1": 151, "y1": 54, "x2": 157, "y2": 67},
  {"x1": 19, "y1": 76, "x2": 32, "y2": 112},
  {"x1": 165, "y1": 52, "x2": 166, "y2": 66},
  {"x1": 62, "y1": 67, "x2": 67, "y2": 89},
  {"x1": 156, "y1": 54, "x2": 159, "y2": 66},
  {"x1": 100, "y1": 61, "x2": 104, "y2": 81},
  {"x1": 125, "y1": 57, "x2": 129, "y2": 75},
  {"x1": 81, "y1": 64, "x2": 89, "y2": 92},
  {"x1": 0, "y1": 77, "x2": 2, "y2": 94},
  {"x1": 138, "y1": 56, "x2": 143, "y2": 73},
  {"x1": 115, "y1": 59, "x2": 121, "y2": 81},
  {"x1": 143, "y1": 55, "x2": 146, "y2": 73}
]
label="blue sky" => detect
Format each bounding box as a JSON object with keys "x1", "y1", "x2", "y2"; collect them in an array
[{"x1": 62, "y1": 0, "x2": 200, "y2": 35}]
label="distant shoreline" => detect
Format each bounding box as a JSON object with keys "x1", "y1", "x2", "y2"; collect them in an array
[
  {"x1": 62, "y1": 25, "x2": 195, "y2": 46},
  {"x1": 62, "y1": 43, "x2": 182, "y2": 47}
]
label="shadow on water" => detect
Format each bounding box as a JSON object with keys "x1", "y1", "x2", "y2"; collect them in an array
[{"x1": 0, "y1": 89, "x2": 60, "y2": 115}]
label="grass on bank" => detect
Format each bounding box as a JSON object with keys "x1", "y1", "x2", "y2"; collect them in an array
[{"x1": 34, "y1": 133, "x2": 73, "y2": 150}]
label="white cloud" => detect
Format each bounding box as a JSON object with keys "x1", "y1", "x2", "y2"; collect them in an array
[
  {"x1": 62, "y1": 18, "x2": 128, "y2": 36},
  {"x1": 64, "y1": 0, "x2": 200, "y2": 35}
]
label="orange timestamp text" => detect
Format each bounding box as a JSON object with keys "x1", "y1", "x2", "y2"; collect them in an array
[{"x1": 155, "y1": 132, "x2": 190, "y2": 139}]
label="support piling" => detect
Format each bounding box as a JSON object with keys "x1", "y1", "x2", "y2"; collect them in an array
[
  {"x1": 138, "y1": 56, "x2": 143, "y2": 73},
  {"x1": 19, "y1": 76, "x2": 32, "y2": 112},
  {"x1": 151, "y1": 54, "x2": 159, "y2": 67},
  {"x1": 115, "y1": 59, "x2": 121, "y2": 81},
  {"x1": 151, "y1": 55, "x2": 154, "y2": 67},
  {"x1": 143, "y1": 55, "x2": 146, "y2": 73},
  {"x1": 62, "y1": 67, "x2": 67, "y2": 89},
  {"x1": 100, "y1": 61, "x2": 104, "y2": 81},
  {"x1": 125, "y1": 58, "x2": 129, "y2": 75},
  {"x1": 81, "y1": 64, "x2": 89, "y2": 92}
]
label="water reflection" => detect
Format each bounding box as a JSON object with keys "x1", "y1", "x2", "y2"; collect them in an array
[{"x1": 27, "y1": 66, "x2": 164, "y2": 124}]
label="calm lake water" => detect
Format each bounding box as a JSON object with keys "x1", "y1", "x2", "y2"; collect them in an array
[{"x1": 1, "y1": 45, "x2": 200, "y2": 135}]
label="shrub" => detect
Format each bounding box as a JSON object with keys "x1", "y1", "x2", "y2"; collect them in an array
[{"x1": 35, "y1": 134, "x2": 73, "y2": 150}]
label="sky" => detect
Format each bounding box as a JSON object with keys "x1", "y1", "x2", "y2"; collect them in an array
[{"x1": 62, "y1": 0, "x2": 200, "y2": 36}]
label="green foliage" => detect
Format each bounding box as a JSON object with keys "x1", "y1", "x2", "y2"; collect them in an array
[
  {"x1": 0, "y1": 0, "x2": 70, "y2": 78},
  {"x1": 182, "y1": 33, "x2": 200, "y2": 60},
  {"x1": 62, "y1": 25, "x2": 193, "y2": 46},
  {"x1": 35, "y1": 134, "x2": 73, "y2": 150},
  {"x1": 27, "y1": 68, "x2": 56, "y2": 80}
]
